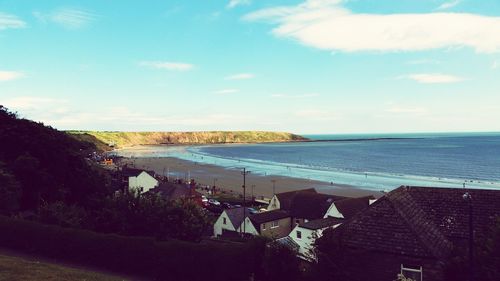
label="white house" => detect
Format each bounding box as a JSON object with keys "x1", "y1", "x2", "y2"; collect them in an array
[
  {"x1": 288, "y1": 217, "x2": 343, "y2": 260},
  {"x1": 213, "y1": 207, "x2": 247, "y2": 237},
  {"x1": 123, "y1": 168, "x2": 159, "y2": 193}
]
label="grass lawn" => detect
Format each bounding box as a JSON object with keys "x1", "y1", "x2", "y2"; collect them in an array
[{"x1": 0, "y1": 253, "x2": 127, "y2": 281}]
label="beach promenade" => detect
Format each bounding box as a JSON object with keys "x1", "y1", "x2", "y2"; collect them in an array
[{"x1": 121, "y1": 157, "x2": 379, "y2": 199}]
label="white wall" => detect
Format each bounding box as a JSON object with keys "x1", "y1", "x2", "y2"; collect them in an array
[
  {"x1": 289, "y1": 225, "x2": 317, "y2": 259},
  {"x1": 289, "y1": 223, "x2": 341, "y2": 261},
  {"x1": 213, "y1": 211, "x2": 236, "y2": 237},
  {"x1": 128, "y1": 171, "x2": 158, "y2": 193},
  {"x1": 237, "y1": 217, "x2": 259, "y2": 236},
  {"x1": 267, "y1": 195, "x2": 280, "y2": 211},
  {"x1": 323, "y1": 202, "x2": 344, "y2": 218}
]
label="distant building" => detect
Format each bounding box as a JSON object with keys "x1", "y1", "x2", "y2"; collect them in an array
[
  {"x1": 122, "y1": 167, "x2": 158, "y2": 193},
  {"x1": 323, "y1": 186, "x2": 500, "y2": 281},
  {"x1": 213, "y1": 207, "x2": 247, "y2": 238},
  {"x1": 240, "y1": 210, "x2": 292, "y2": 239},
  {"x1": 150, "y1": 182, "x2": 201, "y2": 203},
  {"x1": 286, "y1": 195, "x2": 375, "y2": 260}
]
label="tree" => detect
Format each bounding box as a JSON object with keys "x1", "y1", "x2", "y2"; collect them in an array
[
  {"x1": 259, "y1": 242, "x2": 302, "y2": 281},
  {"x1": 0, "y1": 164, "x2": 21, "y2": 214}
]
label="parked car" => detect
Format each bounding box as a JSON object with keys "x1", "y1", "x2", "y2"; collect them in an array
[
  {"x1": 208, "y1": 199, "x2": 221, "y2": 206},
  {"x1": 247, "y1": 207, "x2": 258, "y2": 215},
  {"x1": 221, "y1": 202, "x2": 233, "y2": 209},
  {"x1": 201, "y1": 196, "x2": 209, "y2": 206}
]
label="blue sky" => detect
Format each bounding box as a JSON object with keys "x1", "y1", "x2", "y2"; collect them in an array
[{"x1": 1, "y1": 0, "x2": 500, "y2": 134}]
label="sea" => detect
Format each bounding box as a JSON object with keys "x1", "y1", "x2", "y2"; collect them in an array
[{"x1": 114, "y1": 132, "x2": 500, "y2": 191}]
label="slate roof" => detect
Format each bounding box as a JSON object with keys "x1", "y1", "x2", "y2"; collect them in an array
[
  {"x1": 224, "y1": 207, "x2": 247, "y2": 228},
  {"x1": 333, "y1": 195, "x2": 375, "y2": 219},
  {"x1": 331, "y1": 186, "x2": 500, "y2": 260},
  {"x1": 121, "y1": 167, "x2": 144, "y2": 177},
  {"x1": 274, "y1": 236, "x2": 300, "y2": 252},
  {"x1": 288, "y1": 192, "x2": 347, "y2": 220},
  {"x1": 122, "y1": 167, "x2": 155, "y2": 178},
  {"x1": 249, "y1": 210, "x2": 290, "y2": 225},
  {"x1": 299, "y1": 217, "x2": 344, "y2": 230},
  {"x1": 275, "y1": 188, "x2": 317, "y2": 210},
  {"x1": 151, "y1": 182, "x2": 197, "y2": 201}
]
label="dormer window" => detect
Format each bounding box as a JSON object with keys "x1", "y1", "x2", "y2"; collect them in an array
[
  {"x1": 296, "y1": 230, "x2": 302, "y2": 239},
  {"x1": 223, "y1": 217, "x2": 227, "y2": 225}
]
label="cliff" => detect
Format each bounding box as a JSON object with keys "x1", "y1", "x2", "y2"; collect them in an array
[{"x1": 67, "y1": 131, "x2": 308, "y2": 149}]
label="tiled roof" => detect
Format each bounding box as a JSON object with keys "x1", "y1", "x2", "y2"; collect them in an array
[
  {"x1": 250, "y1": 210, "x2": 290, "y2": 225},
  {"x1": 332, "y1": 186, "x2": 500, "y2": 259},
  {"x1": 122, "y1": 167, "x2": 156, "y2": 178},
  {"x1": 274, "y1": 236, "x2": 300, "y2": 252},
  {"x1": 288, "y1": 192, "x2": 347, "y2": 220},
  {"x1": 275, "y1": 188, "x2": 317, "y2": 210},
  {"x1": 224, "y1": 207, "x2": 247, "y2": 228},
  {"x1": 152, "y1": 182, "x2": 195, "y2": 201},
  {"x1": 121, "y1": 167, "x2": 144, "y2": 177},
  {"x1": 333, "y1": 195, "x2": 375, "y2": 219},
  {"x1": 299, "y1": 217, "x2": 344, "y2": 230}
]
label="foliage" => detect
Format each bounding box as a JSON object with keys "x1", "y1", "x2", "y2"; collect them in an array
[
  {"x1": 308, "y1": 227, "x2": 367, "y2": 281},
  {"x1": 0, "y1": 215, "x2": 253, "y2": 281},
  {"x1": 259, "y1": 242, "x2": 302, "y2": 281},
  {"x1": 0, "y1": 163, "x2": 22, "y2": 214},
  {"x1": 444, "y1": 217, "x2": 500, "y2": 281},
  {"x1": 0, "y1": 106, "x2": 111, "y2": 210}
]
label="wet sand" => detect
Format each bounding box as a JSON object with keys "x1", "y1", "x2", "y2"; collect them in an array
[{"x1": 120, "y1": 157, "x2": 381, "y2": 199}]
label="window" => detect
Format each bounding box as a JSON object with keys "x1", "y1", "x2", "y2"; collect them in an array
[
  {"x1": 400, "y1": 265, "x2": 422, "y2": 281},
  {"x1": 223, "y1": 217, "x2": 226, "y2": 225},
  {"x1": 296, "y1": 231, "x2": 302, "y2": 239},
  {"x1": 262, "y1": 223, "x2": 266, "y2": 230},
  {"x1": 271, "y1": 221, "x2": 279, "y2": 229}
]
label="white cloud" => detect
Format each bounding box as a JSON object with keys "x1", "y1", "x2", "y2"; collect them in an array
[
  {"x1": 139, "y1": 61, "x2": 195, "y2": 71},
  {"x1": 402, "y1": 73, "x2": 464, "y2": 84},
  {"x1": 33, "y1": 8, "x2": 97, "y2": 29},
  {"x1": 244, "y1": 0, "x2": 500, "y2": 53},
  {"x1": 407, "y1": 59, "x2": 441, "y2": 65},
  {"x1": 227, "y1": 0, "x2": 251, "y2": 9},
  {"x1": 1, "y1": 96, "x2": 67, "y2": 110},
  {"x1": 225, "y1": 73, "x2": 255, "y2": 80},
  {"x1": 386, "y1": 106, "x2": 428, "y2": 114},
  {"x1": 271, "y1": 93, "x2": 319, "y2": 99},
  {"x1": 436, "y1": 0, "x2": 461, "y2": 10},
  {"x1": 0, "y1": 71, "x2": 24, "y2": 82},
  {"x1": 0, "y1": 12, "x2": 26, "y2": 30},
  {"x1": 294, "y1": 109, "x2": 337, "y2": 120},
  {"x1": 214, "y1": 89, "x2": 239, "y2": 95}
]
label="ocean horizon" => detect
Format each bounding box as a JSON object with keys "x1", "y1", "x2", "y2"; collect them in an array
[{"x1": 114, "y1": 132, "x2": 500, "y2": 191}]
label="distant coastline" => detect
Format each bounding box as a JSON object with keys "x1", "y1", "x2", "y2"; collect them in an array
[{"x1": 67, "y1": 130, "x2": 308, "y2": 150}]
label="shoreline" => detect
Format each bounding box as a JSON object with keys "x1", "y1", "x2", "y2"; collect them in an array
[{"x1": 120, "y1": 157, "x2": 381, "y2": 199}]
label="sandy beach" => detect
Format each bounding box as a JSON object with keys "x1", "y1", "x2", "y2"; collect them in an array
[{"x1": 120, "y1": 157, "x2": 380, "y2": 199}]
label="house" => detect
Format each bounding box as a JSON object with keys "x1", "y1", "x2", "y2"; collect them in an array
[
  {"x1": 287, "y1": 217, "x2": 344, "y2": 260},
  {"x1": 239, "y1": 210, "x2": 292, "y2": 239},
  {"x1": 213, "y1": 207, "x2": 247, "y2": 238},
  {"x1": 150, "y1": 182, "x2": 202, "y2": 204},
  {"x1": 268, "y1": 189, "x2": 347, "y2": 225},
  {"x1": 287, "y1": 196, "x2": 374, "y2": 260},
  {"x1": 122, "y1": 167, "x2": 158, "y2": 193},
  {"x1": 321, "y1": 186, "x2": 500, "y2": 281}
]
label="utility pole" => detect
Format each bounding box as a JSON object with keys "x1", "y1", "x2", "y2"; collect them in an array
[
  {"x1": 213, "y1": 178, "x2": 217, "y2": 188},
  {"x1": 463, "y1": 182, "x2": 474, "y2": 281},
  {"x1": 241, "y1": 168, "x2": 250, "y2": 236},
  {"x1": 271, "y1": 179, "x2": 277, "y2": 196}
]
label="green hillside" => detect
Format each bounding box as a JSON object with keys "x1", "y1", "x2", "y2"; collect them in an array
[{"x1": 67, "y1": 131, "x2": 308, "y2": 149}]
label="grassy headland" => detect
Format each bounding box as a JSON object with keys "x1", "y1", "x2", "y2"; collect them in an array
[{"x1": 67, "y1": 131, "x2": 308, "y2": 149}]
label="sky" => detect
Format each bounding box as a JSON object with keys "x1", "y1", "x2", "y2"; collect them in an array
[{"x1": 1, "y1": 0, "x2": 500, "y2": 134}]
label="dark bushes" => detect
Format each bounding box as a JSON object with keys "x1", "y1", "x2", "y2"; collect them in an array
[{"x1": 0, "y1": 215, "x2": 254, "y2": 281}]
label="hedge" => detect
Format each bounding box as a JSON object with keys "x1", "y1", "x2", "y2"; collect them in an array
[{"x1": 0, "y1": 216, "x2": 258, "y2": 281}]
